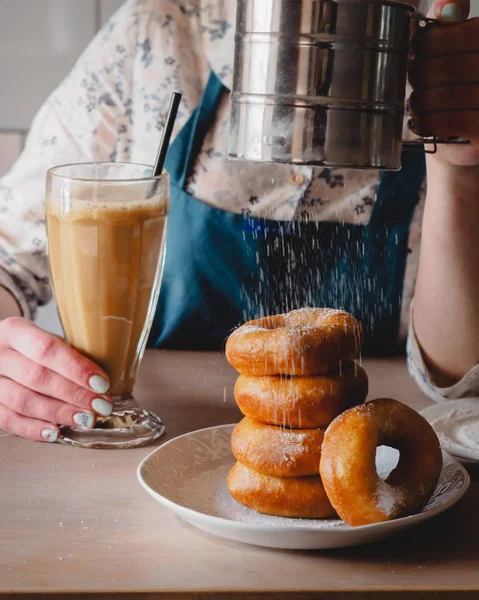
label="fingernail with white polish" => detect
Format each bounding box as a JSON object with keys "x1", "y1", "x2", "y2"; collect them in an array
[
  {"x1": 89, "y1": 375, "x2": 110, "y2": 394},
  {"x1": 440, "y1": 3, "x2": 463, "y2": 22},
  {"x1": 73, "y1": 412, "x2": 95, "y2": 429},
  {"x1": 41, "y1": 428, "x2": 58, "y2": 443},
  {"x1": 91, "y1": 398, "x2": 113, "y2": 417}
]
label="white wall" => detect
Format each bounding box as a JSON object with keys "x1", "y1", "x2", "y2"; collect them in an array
[{"x1": 0, "y1": 0, "x2": 478, "y2": 334}]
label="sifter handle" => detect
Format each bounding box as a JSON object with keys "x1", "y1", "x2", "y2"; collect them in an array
[{"x1": 403, "y1": 14, "x2": 470, "y2": 153}]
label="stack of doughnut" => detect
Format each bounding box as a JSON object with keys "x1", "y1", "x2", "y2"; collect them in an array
[
  {"x1": 225, "y1": 307, "x2": 368, "y2": 519},
  {"x1": 225, "y1": 307, "x2": 443, "y2": 526}
]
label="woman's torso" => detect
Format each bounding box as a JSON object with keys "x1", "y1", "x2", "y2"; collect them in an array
[{"x1": 112, "y1": 0, "x2": 425, "y2": 345}]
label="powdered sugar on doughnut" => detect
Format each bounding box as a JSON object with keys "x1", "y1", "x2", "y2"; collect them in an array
[
  {"x1": 226, "y1": 307, "x2": 363, "y2": 376},
  {"x1": 374, "y1": 479, "x2": 405, "y2": 516},
  {"x1": 230, "y1": 324, "x2": 269, "y2": 336},
  {"x1": 232, "y1": 418, "x2": 323, "y2": 478},
  {"x1": 278, "y1": 433, "x2": 314, "y2": 469}
]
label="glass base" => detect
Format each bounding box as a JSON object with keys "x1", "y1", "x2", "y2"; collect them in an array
[{"x1": 59, "y1": 395, "x2": 165, "y2": 449}]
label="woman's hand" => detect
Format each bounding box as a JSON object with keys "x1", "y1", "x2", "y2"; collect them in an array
[
  {"x1": 0, "y1": 317, "x2": 113, "y2": 442},
  {"x1": 408, "y1": 0, "x2": 479, "y2": 166}
]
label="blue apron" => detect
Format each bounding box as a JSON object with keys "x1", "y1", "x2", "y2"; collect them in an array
[{"x1": 149, "y1": 72, "x2": 425, "y2": 355}]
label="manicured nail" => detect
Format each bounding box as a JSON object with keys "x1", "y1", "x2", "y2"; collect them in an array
[
  {"x1": 440, "y1": 4, "x2": 463, "y2": 22},
  {"x1": 89, "y1": 375, "x2": 110, "y2": 394},
  {"x1": 91, "y1": 398, "x2": 113, "y2": 417},
  {"x1": 73, "y1": 412, "x2": 95, "y2": 429},
  {"x1": 41, "y1": 428, "x2": 58, "y2": 443}
]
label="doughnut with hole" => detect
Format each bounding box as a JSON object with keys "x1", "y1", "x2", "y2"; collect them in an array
[
  {"x1": 226, "y1": 308, "x2": 364, "y2": 376},
  {"x1": 319, "y1": 398, "x2": 443, "y2": 526}
]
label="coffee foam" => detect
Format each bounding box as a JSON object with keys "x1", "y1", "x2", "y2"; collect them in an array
[
  {"x1": 61, "y1": 199, "x2": 166, "y2": 213},
  {"x1": 46, "y1": 183, "x2": 168, "y2": 214}
]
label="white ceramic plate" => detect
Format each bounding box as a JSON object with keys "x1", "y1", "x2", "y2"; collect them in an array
[
  {"x1": 421, "y1": 399, "x2": 479, "y2": 464},
  {"x1": 137, "y1": 424, "x2": 469, "y2": 550}
]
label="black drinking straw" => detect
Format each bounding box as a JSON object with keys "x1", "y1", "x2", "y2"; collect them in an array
[{"x1": 153, "y1": 92, "x2": 182, "y2": 177}]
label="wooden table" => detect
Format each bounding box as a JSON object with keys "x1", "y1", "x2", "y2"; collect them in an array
[{"x1": 1, "y1": 351, "x2": 478, "y2": 600}]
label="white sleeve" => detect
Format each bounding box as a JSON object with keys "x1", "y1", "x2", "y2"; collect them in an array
[
  {"x1": 407, "y1": 305, "x2": 479, "y2": 400},
  {"x1": 0, "y1": 0, "x2": 138, "y2": 319}
]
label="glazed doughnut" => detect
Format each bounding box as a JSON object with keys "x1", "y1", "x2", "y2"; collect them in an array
[
  {"x1": 226, "y1": 308, "x2": 363, "y2": 376},
  {"x1": 231, "y1": 417, "x2": 324, "y2": 478},
  {"x1": 234, "y1": 363, "x2": 368, "y2": 429},
  {"x1": 319, "y1": 398, "x2": 443, "y2": 526},
  {"x1": 227, "y1": 462, "x2": 336, "y2": 519}
]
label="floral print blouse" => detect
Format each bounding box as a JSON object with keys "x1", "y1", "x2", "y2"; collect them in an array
[{"x1": 0, "y1": 0, "x2": 477, "y2": 401}]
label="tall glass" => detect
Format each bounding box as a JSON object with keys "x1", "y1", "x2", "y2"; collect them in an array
[{"x1": 46, "y1": 163, "x2": 169, "y2": 449}]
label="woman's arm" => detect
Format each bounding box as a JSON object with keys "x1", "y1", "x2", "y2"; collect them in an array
[
  {"x1": 414, "y1": 162, "x2": 479, "y2": 384},
  {"x1": 408, "y1": 0, "x2": 479, "y2": 383},
  {"x1": 0, "y1": 287, "x2": 21, "y2": 320}
]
